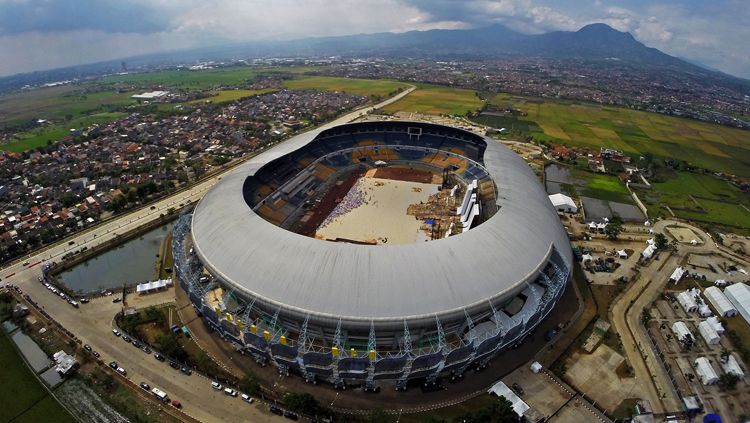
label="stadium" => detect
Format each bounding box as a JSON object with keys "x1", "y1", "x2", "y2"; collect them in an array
[{"x1": 172, "y1": 120, "x2": 572, "y2": 390}]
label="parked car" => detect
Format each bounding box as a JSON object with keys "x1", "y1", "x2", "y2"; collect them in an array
[
  {"x1": 140, "y1": 382, "x2": 150, "y2": 391},
  {"x1": 92, "y1": 351, "x2": 100, "y2": 358},
  {"x1": 180, "y1": 366, "x2": 192, "y2": 375},
  {"x1": 112, "y1": 297, "x2": 122, "y2": 303},
  {"x1": 141, "y1": 345, "x2": 152, "y2": 354},
  {"x1": 79, "y1": 298, "x2": 89, "y2": 304},
  {"x1": 121, "y1": 335, "x2": 131, "y2": 342},
  {"x1": 108, "y1": 361, "x2": 118, "y2": 369},
  {"x1": 131, "y1": 340, "x2": 141, "y2": 348},
  {"x1": 83, "y1": 344, "x2": 92, "y2": 352},
  {"x1": 512, "y1": 382, "x2": 524, "y2": 396},
  {"x1": 169, "y1": 361, "x2": 180, "y2": 370},
  {"x1": 211, "y1": 381, "x2": 223, "y2": 390},
  {"x1": 241, "y1": 394, "x2": 254, "y2": 404},
  {"x1": 283, "y1": 411, "x2": 298, "y2": 420},
  {"x1": 223, "y1": 388, "x2": 237, "y2": 397},
  {"x1": 171, "y1": 400, "x2": 182, "y2": 408},
  {"x1": 116, "y1": 367, "x2": 127, "y2": 376},
  {"x1": 154, "y1": 353, "x2": 165, "y2": 362},
  {"x1": 112, "y1": 329, "x2": 121, "y2": 337},
  {"x1": 270, "y1": 406, "x2": 283, "y2": 416}
]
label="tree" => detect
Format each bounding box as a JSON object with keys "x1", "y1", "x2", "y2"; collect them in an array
[
  {"x1": 718, "y1": 373, "x2": 740, "y2": 390},
  {"x1": 654, "y1": 233, "x2": 669, "y2": 250},
  {"x1": 605, "y1": 215, "x2": 623, "y2": 240},
  {"x1": 367, "y1": 408, "x2": 390, "y2": 423},
  {"x1": 456, "y1": 396, "x2": 518, "y2": 423},
  {"x1": 155, "y1": 333, "x2": 187, "y2": 361},
  {"x1": 239, "y1": 373, "x2": 260, "y2": 396},
  {"x1": 283, "y1": 392, "x2": 319, "y2": 416},
  {"x1": 720, "y1": 347, "x2": 731, "y2": 364}
]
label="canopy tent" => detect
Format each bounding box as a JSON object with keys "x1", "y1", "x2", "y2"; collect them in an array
[
  {"x1": 725, "y1": 283, "x2": 750, "y2": 326},
  {"x1": 677, "y1": 291, "x2": 698, "y2": 313},
  {"x1": 136, "y1": 279, "x2": 173, "y2": 294},
  {"x1": 548, "y1": 193, "x2": 577, "y2": 213},
  {"x1": 670, "y1": 266, "x2": 687, "y2": 283},
  {"x1": 671, "y1": 321, "x2": 692, "y2": 342},
  {"x1": 707, "y1": 316, "x2": 725, "y2": 335},
  {"x1": 488, "y1": 381, "x2": 530, "y2": 417},
  {"x1": 698, "y1": 320, "x2": 720, "y2": 345},
  {"x1": 721, "y1": 354, "x2": 745, "y2": 378},
  {"x1": 704, "y1": 286, "x2": 738, "y2": 317}
]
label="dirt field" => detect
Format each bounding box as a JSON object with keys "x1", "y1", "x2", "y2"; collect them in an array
[
  {"x1": 315, "y1": 177, "x2": 438, "y2": 245},
  {"x1": 368, "y1": 166, "x2": 438, "y2": 184},
  {"x1": 298, "y1": 169, "x2": 365, "y2": 236}
]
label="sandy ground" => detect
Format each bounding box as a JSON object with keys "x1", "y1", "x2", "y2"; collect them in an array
[
  {"x1": 667, "y1": 225, "x2": 704, "y2": 244},
  {"x1": 315, "y1": 177, "x2": 438, "y2": 245}
]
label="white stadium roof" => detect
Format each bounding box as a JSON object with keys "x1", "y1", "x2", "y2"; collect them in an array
[{"x1": 191, "y1": 121, "x2": 571, "y2": 325}]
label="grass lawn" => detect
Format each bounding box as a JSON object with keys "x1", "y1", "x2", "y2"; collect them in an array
[
  {"x1": 282, "y1": 76, "x2": 409, "y2": 98},
  {"x1": 580, "y1": 172, "x2": 632, "y2": 203},
  {"x1": 0, "y1": 331, "x2": 75, "y2": 423},
  {"x1": 635, "y1": 171, "x2": 750, "y2": 228},
  {"x1": 488, "y1": 93, "x2": 750, "y2": 178},
  {"x1": 381, "y1": 84, "x2": 483, "y2": 116},
  {"x1": 188, "y1": 88, "x2": 276, "y2": 104}
]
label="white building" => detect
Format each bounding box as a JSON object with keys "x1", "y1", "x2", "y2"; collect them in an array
[
  {"x1": 131, "y1": 90, "x2": 169, "y2": 100},
  {"x1": 488, "y1": 381, "x2": 530, "y2": 418},
  {"x1": 725, "y1": 283, "x2": 750, "y2": 326},
  {"x1": 548, "y1": 193, "x2": 577, "y2": 213},
  {"x1": 703, "y1": 286, "x2": 738, "y2": 317},
  {"x1": 671, "y1": 321, "x2": 692, "y2": 342},
  {"x1": 694, "y1": 357, "x2": 719, "y2": 385},
  {"x1": 698, "y1": 320, "x2": 720, "y2": 345},
  {"x1": 642, "y1": 244, "x2": 656, "y2": 259},
  {"x1": 670, "y1": 266, "x2": 687, "y2": 283},
  {"x1": 721, "y1": 355, "x2": 745, "y2": 378},
  {"x1": 677, "y1": 291, "x2": 698, "y2": 313}
]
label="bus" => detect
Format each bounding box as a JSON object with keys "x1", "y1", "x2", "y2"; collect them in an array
[{"x1": 151, "y1": 387, "x2": 169, "y2": 402}]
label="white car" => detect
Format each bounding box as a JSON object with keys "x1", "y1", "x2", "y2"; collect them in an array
[
  {"x1": 116, "y1": 367, "x2": 127, "y2": 376},
  {"x1": 223, "y1": 388, "x2": 237, "y2": 397},
  {"x1": 211, "y1": 381, "x2": 222, "y2": 390},
  {"x1": 241, "y1": 394, "x2": 254, "y2": 404},
  {"x1": 112, "y1": 329, "x2": 121, "y2": 337}
]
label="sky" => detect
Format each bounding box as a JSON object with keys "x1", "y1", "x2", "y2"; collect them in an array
[{"x1": 0, "y1": 0, "x2": 748, "y2": 79}]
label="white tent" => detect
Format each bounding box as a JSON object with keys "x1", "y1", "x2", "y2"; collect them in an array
[
  {"x1": 694, "y1": 357, "x2": 719, "y2": 385},
  {"x1": 703, "y1": 286, "x2": 738, "y2": 317},
  {"x1": 647, "y1": 238, "x2": 655, "y2": 246},
  {"x1": 670, "y1": 266, "x2": 687, "y2": 283},
  {"x1": 698, "y1": 320, "x2": 720, "y2": 345},
  {"x1": 582, "y1": 253, "x2": 594, "y2": 262},
  {"x1": 642, "y1": 244, "x2": 656, "y2": 259},
  {"x1": 725, "y1": 283, "x2": 750, "y2": 326},
  {"x1": 530, "y1": 361, "x2": 543, "y2": 373},
  {"x1": 488, "y1": 381, "x2": 530, "y2": 417},
  {"x1": 671, "y1": 321, "x2": 692, "y2": 341},
  {"x1": 715, "y1": 279, "x2": 728, "y2": 287},
  {"x1": 548, "y1": 193, "x2": 577, "y2": 213},
  {"x1": 617, "y1": 249, "x2": 628, "y2": 258},
  {"x1": 721, "y1": 355, "x2": 745, "y2": 378},
  {"x1": 707, "y1": 316, "x2": 725, "y2": 335},
  {"x1": 677, "y1": 291, "x2": 698, "y2": 313}
]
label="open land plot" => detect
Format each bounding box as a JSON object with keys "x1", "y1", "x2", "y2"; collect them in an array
[
  {"x1": 283, "y1": 76, "x2": 409, "y2": 98},
  {"x1": 2, "y1": 112, "x2": 126, "y2": 152},
  {"x1": 488, "y1": 93, "x2": 750, "y2": 178},
  {"x1": 0, "y1": 331, "x2": 75, "y2": 423},
  {"x1": 381, "y1": 85, "x2": 483, "y2": 116},
  {"x1": 0, "y1": 85, "x2": 135, "y2": 129},
  {"x1": 188, "y1": 88, "x2": 277, "y2": 104},
  {"x1": 315, "y1": 177, "x2": 438, "y2": 245},
  {"x1": 634, "y1": 171, "x2": 750, "y2": 229},
  {"x1": 99, "y1": 66, "x2": 260, "y2": 89}
]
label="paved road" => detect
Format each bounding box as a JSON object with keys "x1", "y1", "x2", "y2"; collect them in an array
[
  {"x1": 0, "y1": 88, "x2": 416, "y2": 422},
  {"x1": 608, "y1": 219, "x2": 724, "y2": 413}
]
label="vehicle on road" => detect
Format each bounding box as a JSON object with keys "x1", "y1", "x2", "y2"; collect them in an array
[
  {"x1": 79, "y1": 297, "x2": 89, "y2": 304},
  {"x1": 224, "y1": 388, "x2": 237, "y2": 397},
  {"x1": 68, "y1": 241, "x2": 75, "y2": 245},
  {"x1": 116, "y1": 367, "x2": 127, "y2": 376},
  {"x1": 83, "y1": 344, "x2": 92, "y2": 352},
  {"x1": 171, "y1": 400, "x2": 181, "y2": 408},
  {"x1": 112, "y1": 329, "x2": 121, "y2": 337},
  {"x1": 22, "y1": 261, "x2": 29, "y2": 266},
  {"x1": 122, "y1": 335, "x2": 131, "y2": 342},
  {"x1": 131, "y1": 340, "x2": 141, "y2": 348},
  {"x1": 241, "y1": 394, "x2": 254, "y2": 404},
  {"x1": 140, "y1": 382, "x2": 150, "y2": 391},
  {"x1": 169, "y1": 361, "x2": 180, "y2": 370},
  {"x1": 151, "y1": 387, "x2": 169, "y2": 402},
  {"x1": 284, "y1": 411, "x2": 298, "y2": 420},
  {"x1": 92, "y1": 351, "x2": 100, "y2": 358},
  {"x1": 211, "y1": 381, "x2": 223, "y2": 390},
  {"x1": 154, "y1": 353, "x2": 165, "y2": 361},
  {"x1": 270, "y1": 406, "x2": 283, "y2": 416},
  {"x1": 180, "y1": 366, "x2": 192, "y2": 375},
  {"x1": 141, "y1": 345, "x2": 151, "y2": 354},
  {"x1": 108, "y1": 361, "x2": 118, "y2": 369},
  {"x1": 150, "y1": 206, "x2": 156, "y2": 210},
  {"x1": 112, "y1": 297, "x2": 122, "y2": 303}
]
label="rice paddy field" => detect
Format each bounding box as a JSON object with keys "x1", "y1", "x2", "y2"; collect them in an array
[
  {"x1": 282, "y1": 76, "x2": 409, "y2": 98},
  {"x1": 487, "y1": 93, "x2": 750, "y2": 178},
  {"x1": 381, "y1": 84, "x2": 483, "y2": 116},
  {"x1": 634, "y1": 171, "x2": 750, "y2": 229}
]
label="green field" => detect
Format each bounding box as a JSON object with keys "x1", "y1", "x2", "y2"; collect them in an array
[
  {"x1": 100, "y1": 65, "x2": 322, "y2": 90},
  {"x1": 635, "y1": 171, "x2": 750, "y2": 228},
  {"x1": 577, "y1": 171, "x2": 632, "y2": 203},
  {"x1": 282, "y1": 76, "x2": 409, "y2": 98},
  {"x1": 0, "y1": 85, "x2": 135, "y2": 129},
  {"x1": 188, "y1": 88, "x2": 277, "y2": 104},
  {"x1": 0, "y1": 331, "x2": 75, "y2": 423},
  {"x1": 488, "y1": 93, "x2": 750, "y2": 178},
  {"x1": 381, "y1": 84, "x2": 483, "y2": 116},
  {"x1": 2, "y1": 112, "x2": 126, "y2": 152}
]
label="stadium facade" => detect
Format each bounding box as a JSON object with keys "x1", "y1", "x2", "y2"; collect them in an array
[{"x1": 173, "y1": 120, "x2": 572, "y2": 389}]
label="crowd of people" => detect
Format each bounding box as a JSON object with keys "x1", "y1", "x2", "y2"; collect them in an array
[{"x1": 318, "y1": 179, "x2": 367, "y2": 229}]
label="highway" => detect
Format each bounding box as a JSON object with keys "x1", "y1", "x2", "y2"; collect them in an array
[{"x1": 0, "y1": 87, "x2": 415, "y2": 423}]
